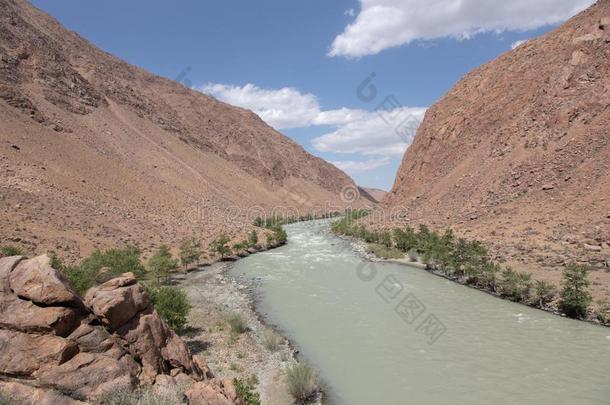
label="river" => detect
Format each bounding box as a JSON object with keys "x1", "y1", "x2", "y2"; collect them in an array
[{"x1": 230, "y1": 220, "x2": 610, "y2": 405}]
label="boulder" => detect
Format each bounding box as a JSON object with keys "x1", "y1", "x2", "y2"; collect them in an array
[
  {"x1": 9, "y1": 255, "x2": 82, "y2": 307},
  {"x1": 85, "y1": 272, "x2": 149, "y2": 331},
  {"x1": 35, "y1": 352, "x2": 136, "y2": 400},
  {"x1": 0, "y1": 296, "x2": 79, "y2": 337},
  {"x1": 0, "y1": 381, "x2": 87, "y2": 405},
  {"x1": 0, "y1": 329, "x2": 78, "y2": 376},
  {"x1": 185, "y1": 380, "x2": 242, "y2": 405}
]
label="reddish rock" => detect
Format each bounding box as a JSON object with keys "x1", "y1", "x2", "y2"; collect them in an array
[
  {"x1": 185, "y1": 380, "x2": 243, "y2": 405},
  {"x1": 0, "y1": 381, "x2": 87, "y2": 405}
]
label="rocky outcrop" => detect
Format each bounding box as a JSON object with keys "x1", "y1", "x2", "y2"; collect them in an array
[
  {"x1": 0, "y1": 255, "x2": 240, "y2": 404},
  {"x1": 375, "y1": 1, "x2": 610, "y2": 298}
]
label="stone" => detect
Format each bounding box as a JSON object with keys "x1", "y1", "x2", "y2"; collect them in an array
[
  {"x1": 0, "y1": 381, "x2": 87, "y2": 405},
  {"x1": 9, "y1": 255, "x2": 82, "y2": 307},
  {"x1": 584, "y1": 243, "x2": 602, "y2": 252},
  {"x1": 85, "y1": 273, "x2": 149, "y2": 331},
  {"x1": 185, "y1": 380, "x2": 242, "y2": 405},
  {"x1": 542, "y1": 184, "x2": 554, "y2": 191},
  {"x1": 0, "y1": 296, "x2": 80, "y2": 337},
  {"x1": 35, "y1": 352, "x2": 135, "y2": 400},
  {"x1": 0, "y1": 329, "x2": 78, "y2": 376}
]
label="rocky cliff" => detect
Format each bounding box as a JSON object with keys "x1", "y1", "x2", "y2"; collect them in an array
[
  {"x1": 378, "y1": 1, "x2": 610, "y2": 299},
  {"x1": 0, "y1": 0, "x2": 363, "y2": 261},
  {"x1": 0, "y1": 254, "x2": 241, "y2": 404}
]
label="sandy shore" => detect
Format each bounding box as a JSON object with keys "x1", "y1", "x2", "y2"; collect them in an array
[{"x1": 175, "y1": 262, "x2": 299, "y2": 404}]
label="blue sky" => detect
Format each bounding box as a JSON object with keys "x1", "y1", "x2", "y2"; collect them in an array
[{"x1": 32, "y1": 0, "x2": 594, "y2": 190}]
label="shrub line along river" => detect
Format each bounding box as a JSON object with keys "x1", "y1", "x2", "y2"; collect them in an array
[{"x1": 231, "y1": 219, "x2": 610, "y2": 405}]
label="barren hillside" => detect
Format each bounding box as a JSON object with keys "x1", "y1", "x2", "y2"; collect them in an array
[
  {"x1": 0, "y1": 0, "x2": 365, "y2": 261},
  {"x1": 375, "y1": 1, "x2": 610, "y2": 299}
]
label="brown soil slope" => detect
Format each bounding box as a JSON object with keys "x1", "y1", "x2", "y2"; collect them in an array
[
  {"x1": 0, "y1": 0, "x2": 362, "y2": 261},
  {"x1": 378, "y1": 1, "x2": 610, "y2": 298}
]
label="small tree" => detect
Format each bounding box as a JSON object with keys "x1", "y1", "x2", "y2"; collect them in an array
[
  {"x1": 179, "y1": 238, "x2": 203, "y2": 270},
  {"x1": 147, "y1": 286, "x2": 191, "y2": 332},
  {"x1": 210, "y1": 234, "x2": 232, "y2": 258},
  {"x1": 533, "y1": 280, "x2": 556, "y2": 308},
  {"x1": 559, "y1": 264, "x2": 592, "y2": 319},
  {"x1": 248, "y1": 230, "x2": 258, "y2": 247},
  {"x1": 148, "y1": 245, "x2": 178, "y2": 284}
]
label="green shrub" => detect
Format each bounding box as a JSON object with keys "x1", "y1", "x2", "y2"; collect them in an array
[
  {"x1": 210, "y1": 234, "x2": 232, "y2": 258},
  {"x1": 559, "y1": 264, "x2": 592, "y2": 319},
  {"x1": 262, "y1": 328, "x2": 283, "y2": 352},
  {"x1": 498, "y1": 268, "x2": 532, "y2": 302},
  {"x1": 179, "y1": 238, "x2": 203, "y2": 270},
  {"x1": 248, "y1": 230, "x2": 258, "y2": 247},
  {"x1": 450, "y1": 238, "x2": 486, "y2": 277},
  {"x1": 478, "y1": 260, "x2": 501, "y2": 291},
  {"x1": 147, "y1": 286, "x2": 191, "y2": 333},
  {"x1": 533, "y1": 280, "x2": 556, "y2": 308},
  {"x1": 0, "y1": 245, "x2": 24, "y2": 257},
  {"x1": 366, "y1": 244, "x2": 404, "y2": 260},
  {"x1": 379, "y1": 231, "x2": 393, "y2": 248},
  {"x1": 393, "y1": 227, "x2": 418, "y2": 252},
  {"x1": 286, "y1": 363, "x2": 318, "y2": 403},
  {"x1": 148, "y1": 245, "x2": 178, "y2": 284},
  {"x1": 227, "y1": 313, "x2": 247, "y2": 334},
  {"x1": 234, "y1": 377, "x2": 261, "y2": 405},
  {"x1": 595, "y1": 300, "x2": 610, "y2": 324},
  {"x1": 253, "y1": 217, "x2": 264, "y2": 227}
]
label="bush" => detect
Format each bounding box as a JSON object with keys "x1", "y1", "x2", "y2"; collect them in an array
[
  {"x1": 210, "y1": 234, "x2": 232, "y2": 258},
  {"x1": 234, "y1": 377, "x2": 261, "y2": 405},
  {"x1": 147, "y1": 286, "x2": 191, "y2": 333},
  {"x1": 262, "y1": 328, "x2": 283, "y2": 352},
  {"x1": 595, "y1": 300, "x2": 610, "y2": 324},
  {"x1": 559, "y1": 264, "x2": 592, "y2": 319},
  {"x1": 179, "y1": 238, "x2": 203, "y2": 270},
  {"x1": 533, "y1": 280, "x2": 556, "y2": 308},
  {"x1": 450, "y1": 238, "x2": 486, "y2": 277},
  {"x1": 63, "y1": 246, "x2": 145, "y2": 295},
  {"x1": 498, "y1": 268, "x2": 532, "y2": 302},
  {"x1": 227, "y1": 313, "x2": 247, "y2": 334},
  {"x1": 393, "y1": 227, "x2": 418, "y2": 252},
  {"x1": 248, "y1": 230, "x2": 258, "y2": 247},
  {"x1": 148, "y1": 245, "x2": 178, "y2": 284},
  {"x1": 0, "y1": 245, "x2": 24, "y2": 257},
  {"x1": 286, "y1": 363, "x2": 318, "y2": 403},
  {"x1": 366, "y1": 244, "x2": 404, "y2": 260}
]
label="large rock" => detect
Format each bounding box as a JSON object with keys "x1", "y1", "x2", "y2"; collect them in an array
[
  {"x1": 0, "y1": 296, "x2": 79, "y2": 337},
  {"x1": 84, "y1": 272, "x2": 149, "y2": 331},
  {"x1": 0, "y1": 381, "x2": 87, "y2": 405},
  {"x1": 9, "y1": 255, "x2": 82, "y2": 307},
  {"x1": 185, "y1": 380, "x2": 243, "y2": 405},
  {"x1": 0, "y1": 329, "x2": 78, "y2": 376}
]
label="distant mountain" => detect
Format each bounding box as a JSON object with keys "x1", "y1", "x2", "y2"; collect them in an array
[
  {"x1": 0, "y1": 0, "x2": 362, "y2": 260},
  {"x1": 358, "y1": 187, "x2": 388, "y2": 204},
  {"x1": 379, "y1": 1, "x2": 610, "y2": 296}
]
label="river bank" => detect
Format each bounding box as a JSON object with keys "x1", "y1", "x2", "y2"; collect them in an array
[
  {"x1": 175, "y1": 260, "x2": 323, "y2": 404},
  {"x1": 345, "y1": 235, "x2": 610, "y2": 328}
]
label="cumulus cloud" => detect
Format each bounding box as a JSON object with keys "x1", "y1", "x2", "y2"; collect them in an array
[
  {"x1": 332, "y1": 157, "x2": 392, "y2": 173},
  {"x1": 329, "y1": 0, "x2": 595, "y2": 57},
  {"x1": 312, "y1": 107, "x2": 426, "y2": 157},
  {"x1": 200, "y1": 83, "x2": 320, "y2": 129},
  {"x1": 199, "y1": 83, "x2": 426, "y2": 172}
]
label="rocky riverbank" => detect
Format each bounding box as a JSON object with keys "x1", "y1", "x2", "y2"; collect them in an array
[{"x1": 176, "y1": 262, "x2": 322, "y2": 404}]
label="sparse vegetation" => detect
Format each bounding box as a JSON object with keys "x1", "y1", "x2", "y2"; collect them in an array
[
  {"x1": 0, "y1": 245, "x2": 24, "y2": 257},
  {"x1": 366, "y1": 244, "x2": 404, "y2": 260},
  {"x1": 227, "y1": 313, "x2": 247, "y2": 334},
  {"x1": 286, "y1": 362, "x2": 318, "y2": 403},
  {"x1": 248, "y1": 230, "x2": 258, "y2": 247},
  {"x1": 559, "y1": 264, "x2": 592, "y2": 319},
  {"x1": 210, "y1": 234, "x2": 232, "y2": 258},
  {"x1": 148, "y1": 245, "x2": 178, "y2": 284},
  {"x1": 234, "y1": 376, "x2": 261, "y2": 405},
  {"x1": 179, "y1": 238, "x2": 203, "y2": 270},
  {"x1": 97, "y1": 385, "x2": 185, "y2": 405},
  {"x1": 63, "y1": 246, "x2": 146, "y2": 295},
  {"x1": 146, "y1": 285, "x2": 191, "y2": 333},
  {"x1": 533, "y1": 280, "x2": 556, "y2": 308},
  {"x1": 262, "y1": 328, "x2": 283, "y2": 352}
]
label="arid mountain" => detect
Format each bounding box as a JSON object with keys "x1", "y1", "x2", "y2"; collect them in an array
[
  {"x1": 0, "y1": 0, "x2": 365, "y2": 261},
  {"x1": 358, "y1": 187, "x2": 388, "y2": 204},
  {"x1": 377, "y1": 1, "x2": 610, "y2": 299}
]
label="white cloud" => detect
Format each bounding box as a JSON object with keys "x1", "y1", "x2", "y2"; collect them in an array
[
  {"x1": 199, "y1": 83, "x2": 427, "y2": 172},
  {"x1": 329, "y1": 0, "x2": 595, "y2": 58},
  {"x1": 345, "y1": 8, "x2": 356, "y2": 17},
  {"x1": 511, "y1": 39, "x2": 528, "y2": 49},
  {"x1": 200, "y1": 83, "x2": 320, "y2": 129},
  {"x1": 332, "y1": 157, "x2": 392, "y2": 173},
  {"x1": 312, "y1": 107, "x2": 427, "y2": 157}
]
